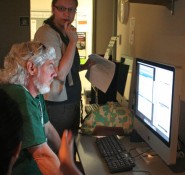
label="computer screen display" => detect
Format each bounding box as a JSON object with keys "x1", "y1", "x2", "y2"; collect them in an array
[
  {"x1": 136, "y1": 59, "x2": 174, "y2": 145},
  {"x1": 134, "y1": 58, "x2": 182, "y2": 165}
]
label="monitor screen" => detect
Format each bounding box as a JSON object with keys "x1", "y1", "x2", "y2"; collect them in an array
[{"x1": 134, "y1": 58, "x2": 182, "y2": 165}]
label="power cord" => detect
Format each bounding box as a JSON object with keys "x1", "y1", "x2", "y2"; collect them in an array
[
  {"x1": 132, "y1": 170, "x2": 152, "y2": 175},
  {"x1": 177, "y1": 137, "x2": 185, "y2": 159},
  {"x1": 129, "y1": 147, "x2": 153, "y2": 158},
  {"x1": 128, "y1": 147, "x2": 153, "y2": 175}
]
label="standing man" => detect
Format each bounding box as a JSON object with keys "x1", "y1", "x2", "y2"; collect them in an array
[
  {"x1": 34, "y1": 0, "x2": 92, "y2": 138},
  {"x1": 0, "y1": 41, "x2": 82, "y2": 175}
]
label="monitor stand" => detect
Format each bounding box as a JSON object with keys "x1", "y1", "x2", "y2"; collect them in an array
[
  {"x1": 130, "y1": 129, "x2": 185, "y2": 173},
  {"x1": 135, "y1": 146, "x2": 157, "y2": 163},
  {"x1": 135, "y1": 145, "x2": 185, "y2": 173},
  {"x1": 130, "y1": 129, "x2": 144, "y2": 142}
]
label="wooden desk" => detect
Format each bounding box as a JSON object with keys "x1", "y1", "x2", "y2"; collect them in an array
[{"x1": 75, "y1": 134, "x2": 185, "y2": 175}]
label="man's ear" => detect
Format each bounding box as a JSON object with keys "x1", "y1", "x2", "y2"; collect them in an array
[{"x1": 27, "y1": 61, "x2": 36, "y2": 75}]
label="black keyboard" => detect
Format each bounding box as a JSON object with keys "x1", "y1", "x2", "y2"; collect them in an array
[{"x1": 95, "y1": 135, "x2": 135, "y2": 173}]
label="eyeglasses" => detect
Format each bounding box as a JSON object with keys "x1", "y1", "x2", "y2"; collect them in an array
[
  {"x1": 27, "y1": 43, "x2": 46, "y2": 56},
  {"x1": 54, "y1": 5, "x2": 77, "y2": 13},
  {"x1": 22, "y1": 42, "x2": 47, "y2": 61}
]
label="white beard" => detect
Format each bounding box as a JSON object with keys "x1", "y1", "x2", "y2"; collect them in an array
[
  {"x1": 34, "y1": 78, "x2": 50, "y2": 94},
  {"x1": 37, "y1": 83, "x2": 50, "y2": 94},
  {"x1": 34, "y1": 69, "x2": 51, "y2": 94}
]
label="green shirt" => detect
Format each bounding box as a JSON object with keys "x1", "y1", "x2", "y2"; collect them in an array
[{"x1": 1, "y1": 84, "x2": 49, "y2": 175}]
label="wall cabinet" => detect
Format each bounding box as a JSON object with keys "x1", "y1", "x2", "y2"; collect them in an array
[{"x1": 129, "y1": 0, "x2": 178, "y2": 14}]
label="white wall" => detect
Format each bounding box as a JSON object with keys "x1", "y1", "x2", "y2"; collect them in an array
[
  {"x1": 93, "y1": 0, "x2": 117, "y2": 55},
  {"x1": 31, "y1": 0, "x2": 51, "y2": 11},
  {"x1": 116, "y1": 0, "x2": 185, "y2": 100}
]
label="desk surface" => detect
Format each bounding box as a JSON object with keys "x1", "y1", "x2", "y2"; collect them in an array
[{"x1": 75, "y1": 134, "x2": 185, "y2": 175}]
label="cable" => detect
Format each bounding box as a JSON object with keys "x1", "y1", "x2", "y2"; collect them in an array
[
  {"x1": 128, "y1": 148, "x2": 153, "y2": 175},
  {"x1": 129, "y1": 147, "x2": 137, "y2": 154},
  {"x1": 132, "y1": 170, "x2": 152, "y2": 175},
  {"x1": 177, "y1": 137, "x2": 185, "y2": 158},
  {"x1": 132, "y1": 148, "x2": 152, "y2": 158},
  {"x1": 178, "y1": 137, "x2": 185, "y2": 152}
]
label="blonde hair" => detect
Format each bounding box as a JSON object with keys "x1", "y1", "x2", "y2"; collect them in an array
[
  {"x1": 0, "y1": 41, "x2": 56, "y2": 86},
  {"x1": 52, "y1": 0, "x2": 78, "y2": 7}
]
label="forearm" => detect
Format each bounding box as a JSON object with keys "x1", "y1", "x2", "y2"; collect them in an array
[
  {"x1": 29, "y1": 136, "x2": 82, "y2": 175},
  {"x1": 36, "y1": 152, "x2": 62, "y2": 175},
  {"x1": 36, "y1": 152, "x2": 82, "y2": 175},
  {"x1": 36, "y1": 154, "x2": 81, "y2": 175},
  {"x1": 45, "y1": 122, "x2": 61, "y2": 152},
  {"x1": 37, "y1": 157, "x2": 82, "y2": 175},
  {"x1": 28, "y1": 143, "x2": 63, "y2": 175},
  {"x1": 57, "y1": 41, "x2": 77, "y2": 81}
]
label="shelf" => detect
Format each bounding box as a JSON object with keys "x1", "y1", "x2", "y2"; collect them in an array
[{"x1": 129, "y1": 0, "x2": 177, "y2": 15}]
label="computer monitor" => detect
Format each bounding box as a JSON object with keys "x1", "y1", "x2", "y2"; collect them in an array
[
  {"x1": 116, "y1": 63, "x2": 129, "y2": 107},
  {"x1": 133, "y1": 58, "x2": 182, "y2": 165}
]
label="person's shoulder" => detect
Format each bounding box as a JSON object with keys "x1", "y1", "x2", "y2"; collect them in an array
[
  {"x1": 34, "y1": 24, "x2": 61, "y2": 43},
  {"x1": 36, "y1": 24, "x2": 58, "y2": 36},
  {"x1": 1, "y1": 83, "x2": 23, "y2": 91},
  {"x1": 0, "y1": 84, "x2": 28, "y2": 100}
]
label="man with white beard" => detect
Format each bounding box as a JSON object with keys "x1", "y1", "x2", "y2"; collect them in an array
[{"x1": 0, "y1": 41, "x2": 82, "y2": 175}]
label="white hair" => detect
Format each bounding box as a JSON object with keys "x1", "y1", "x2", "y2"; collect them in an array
[{"x1": 0, "y1": 41, "x2": 56, "y2": 86}]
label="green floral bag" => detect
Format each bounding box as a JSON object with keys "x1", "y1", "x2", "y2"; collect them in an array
[{"x1": 81, "y1": 102, "x2": 134, "y2": 136}]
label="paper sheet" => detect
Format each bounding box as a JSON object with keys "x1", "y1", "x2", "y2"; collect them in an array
[{"x1": 85, "y1": 54, "x2": 116, "y2": 93}]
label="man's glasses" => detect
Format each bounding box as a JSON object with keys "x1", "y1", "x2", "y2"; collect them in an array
[
  {"x1": 54, "y1": 5, "x2": 77, "y2": 13},
  {"x1": 22, "y1": 42, "x2": 46, "y2": 61}
]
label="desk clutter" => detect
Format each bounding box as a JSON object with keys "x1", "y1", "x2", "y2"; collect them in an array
[
  {"x1": 85, "y1": 103, "x2": 100, "y2": 114},
  {"x1": 81, "y1": 102, "x2": 133, "y2": 136}
]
